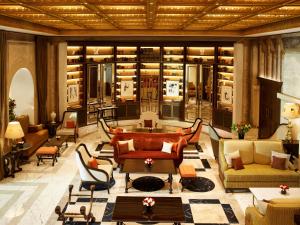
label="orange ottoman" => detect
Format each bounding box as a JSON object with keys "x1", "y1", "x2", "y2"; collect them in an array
[
  {"x1": 179, "y1": 164, "x2": 196, "y2": 192},
  {"x1": 36, "y1": 146, "x2": 58, "y2": 166}
]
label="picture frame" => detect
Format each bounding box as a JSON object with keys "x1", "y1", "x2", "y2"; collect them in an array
[
  {"x1": 221, "y1": 86, "x2": 233, "y2": 104},
  {"x1": 68, "y1": 84, "x2": 79, "y2": 103},
  {"x1": 166, "y1": 80, "x2": 179, "y2": 97},
  {"x1": 121, "y1": 80, "x2": 134, "y2": 97}
]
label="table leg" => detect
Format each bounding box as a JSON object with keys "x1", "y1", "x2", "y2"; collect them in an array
[
  {"x1": 125, "y1": 173, "x2": 130, "y2": 193},
  {"x1": 168, "y1": 173, "x2": 173, "y2": 194},
  {"x1": 117, "y1": 221, "x2": 123, "y2": 225},
  {"x1": 174, "y1": 222, "x2": 181, "y2": 225}
]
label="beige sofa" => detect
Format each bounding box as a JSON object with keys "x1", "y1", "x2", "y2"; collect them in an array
[
  {"x1": 245, "y1": 198, "x2": 300, "y2": 225},
  {"x1": 219, "y1": 140, "x2": 300, "y2": 191},
  {"x1": 17, "y1": 115, "x2": 48, "y2": 158}
]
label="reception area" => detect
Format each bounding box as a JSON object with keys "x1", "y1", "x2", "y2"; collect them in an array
[{"x1": 0, "y1": 1, "x2": 300, "y2": 225}]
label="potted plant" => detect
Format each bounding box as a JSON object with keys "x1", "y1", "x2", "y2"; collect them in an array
[
  {"x1": 231, "y1": 123, "x2": 251, "y2": 139},
  {"x1": 8, "y1": 98, "x2": 16, "y2": 122}
]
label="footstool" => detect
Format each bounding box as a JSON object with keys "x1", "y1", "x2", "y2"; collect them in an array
[
  {"x1": 36, "y1": 146, "x2": 58, "y2": 166},
  {"x1": 179, "y1": 164, "x2": 196, "y2": 192}
]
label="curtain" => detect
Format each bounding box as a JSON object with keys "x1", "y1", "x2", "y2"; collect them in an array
[
  {"x1": 0, "y1": 31, "x2": 8, "y2": 180},
  {"x1": 36, "y1": 36, "x2": 48, "y2": 124}
]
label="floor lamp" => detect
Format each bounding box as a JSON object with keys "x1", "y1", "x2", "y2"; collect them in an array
[
  {"x1": 4, "y1": 121, "x2": 24, "y2": 151},
  {"x1": 282, "y1": 103, "x2": 300, "y2": 142}
]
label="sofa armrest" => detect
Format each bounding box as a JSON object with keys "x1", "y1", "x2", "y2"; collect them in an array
[
  {"x1": 218, "y1": 140, "x2": 228, "y2": 174},
  {"x1": 176, "y1": 137, "x2": 188, "y2": 157}
]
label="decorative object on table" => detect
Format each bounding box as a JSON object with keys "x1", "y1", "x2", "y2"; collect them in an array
[
  {"x1": 282, "y1": 103, "x2": 299, "y2": 142},
  {"x1": 8, "y1": 97, "x2": 16, "y2": 122},
  {"x1": 142, "y1": 197, "x2": 155, "y2": 213},
  {"x1": 144, "y1": 158, "x2": 154, "y2": 168},
  {"x1": 280, "y1": 184, "x2": 289, "y2": 195},
  {"x1": 231, "y1": 123, "x2": 251, "y2": 139},
  {"x1": 50, "y1": 111, "x2": 56, "y2": 123},
  {"x1": 5, "y1": 121, "x2": 25, "y2": 150},
  {"x1": 17, "y1": 141, "x2": 24, "y2": 148}
]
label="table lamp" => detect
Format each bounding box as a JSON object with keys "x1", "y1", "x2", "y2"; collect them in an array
[
  {"x1": 5, "y1": 121, "x2": 24, "y2": 151},
  {"x1": 282, "y1": 103, "x2": 300, "y2": 142}
]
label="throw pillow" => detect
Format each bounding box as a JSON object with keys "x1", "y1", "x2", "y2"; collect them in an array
[
  {"x1": 118, "y1": 142, "x2": 129, "y2": 155},
  {"x1": 271, "y1": 151, "x2": 290, "y2": 169},
  {"x1": 224, "y1": 150, "x2": 240, "y2": 168},
  {"x1": 144, "y1": 120, "x2": 153, "y2": 128},
  {"x1": 66, "y1": 120, "x2": 75, "y2": 128},
  {"x1": 271, "y1": 156, "x2": 286, "y2": 170},
  {"x1": 109, "y1": 127, "x2": 123, "y2": 134},
  {"x1": 161, "y1": 142, "x2": 173, "y2": 154},
  {"x1": 88, "y1": 157, "x2": 98, "y2": 169},
  {"x1": 118, "y1": 139, "x2": 135, "y2": 151},
  {"x1": 184, "y1": 127, "x2": 192, "y2": 134},
  {"x1": 231, "y1": 157, "x2": 244, "y2": 170}
]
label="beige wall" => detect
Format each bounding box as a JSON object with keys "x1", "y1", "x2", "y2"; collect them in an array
[{"x1": 6, "y1": 40, "x2": 37, "y2": 123}]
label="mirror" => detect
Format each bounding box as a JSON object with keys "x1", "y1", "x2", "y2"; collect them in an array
[
  {"x1": 185, "y1": 64, "x2": 213, "y2": 123},
  {"x1": 9, "y1": 68, "x2": 35, "y2": 123},
  {"x1": 87, "y1": 63, "x2": 114, "y2": 124}
]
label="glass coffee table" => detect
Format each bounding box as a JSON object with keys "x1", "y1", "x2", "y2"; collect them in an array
[
  {"x1": 122, "y1": 159, "x2": 177, "y2": 194},
  {"x1": 112, "y1": 196, "x2": 185, "y2": 225}
]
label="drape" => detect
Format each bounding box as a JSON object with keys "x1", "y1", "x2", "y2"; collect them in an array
[
  {"x1": 0, "y1": 31, "x2": 8, "y2": 179},
  {"x1": 36, "y1": 36, "x2": 48, "y2": 124}
]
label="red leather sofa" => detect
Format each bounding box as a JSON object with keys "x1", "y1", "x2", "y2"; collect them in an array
[{"x1": 110, "y1": 132, "x2": 187, "y2": 167}]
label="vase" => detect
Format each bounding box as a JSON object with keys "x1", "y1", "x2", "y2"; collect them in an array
[
  {"x1": 143, "y1": 205, "x2": 152, "y2": 214},
  {"x1": 145, "y1": 163, "x2": 152, "y2": 169},
  {"x1": 238, "y1": 133, "x2": 245, "y2": 139},
  {"x1": 281, "y1": 189, "x2": 287, "y2": 195}
]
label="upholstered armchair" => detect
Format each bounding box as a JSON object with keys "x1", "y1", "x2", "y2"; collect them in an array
[
  {"x1": 208, "y1": 124, "x2": 231, "y2": 160},
  {"x1": 55, "y1": 184, "x2": 96, "y2": 224},
  {"x1": 245, "y1": 198, "x2": 300, "y2": 225},
  {"x1": 75, "y1": 143, "x2": 114, "y2": 193},
  {"x1": 56, "y1": 111, "x2": 78, "y2": 143},
  {"x1": 180, "y1": 118, "x2": 203, "y2": 151}
]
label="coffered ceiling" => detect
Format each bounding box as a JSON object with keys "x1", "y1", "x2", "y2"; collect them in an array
[{"x1": 0, "y1": 0, "x2": 300, "y2": 36}]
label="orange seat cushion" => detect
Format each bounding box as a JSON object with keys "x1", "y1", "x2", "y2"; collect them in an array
[
  {"x1": 36, "y1": 146, "x2": 58, "y2": 155},
  {"x1": 179, "y1": 164, "x2": 196, "y2": 178}
]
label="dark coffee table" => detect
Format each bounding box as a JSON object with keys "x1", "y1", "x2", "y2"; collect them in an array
[
  {"x1": 122, "y1": 159, "x2": 177, "y2": 194},
  {"x1": 44, "y1": 135, "x2": 69, "y2": 156},
  {"x1": 112, "y1": 196, "x2": 185, "y2": 225}
]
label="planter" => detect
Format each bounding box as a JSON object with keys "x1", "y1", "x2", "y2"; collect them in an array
[
  {"x1": 238, "y1": 133, "x2": 245, "y2": 139},
  {"x1": 281, "y1": 189, "x2": 287, "y2": 195},
  {"x1": 143, "y1": 205, "x2": 153, "y2": 214}
]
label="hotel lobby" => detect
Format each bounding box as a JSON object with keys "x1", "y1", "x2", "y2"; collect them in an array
[{"x1": 0, "y1": 1, "x2": 300, "y2": 225}]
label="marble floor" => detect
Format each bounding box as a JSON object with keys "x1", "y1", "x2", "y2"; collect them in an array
[{"x1": 0, "y1": 123, "x2": 253, "y2": 225}]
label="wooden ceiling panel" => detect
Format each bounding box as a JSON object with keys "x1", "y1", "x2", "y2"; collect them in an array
[{"x1": 0, "y1": 0, "x2": 300, "y2": 36}]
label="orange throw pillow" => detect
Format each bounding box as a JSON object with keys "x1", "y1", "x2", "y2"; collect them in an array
[
  {"x1": 88, "y1": 157, "x2": 98, "y2": 169},
  {"x1": 118, "y1": 142, "x2": 129, "y2": 155},
  {"x1": 231, "y1": 157, "x2": 244, "y2": 170},
  {"x1": 66, "y1": 120, "x2": 75, "y2": 128},
  {"x1": 271, "y1": 156, "x2": 286, "y2": 170}
]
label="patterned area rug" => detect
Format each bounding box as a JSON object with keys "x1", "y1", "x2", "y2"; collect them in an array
[{"x1": 49, "y1": 141, "x2": 244, "y2": 225}]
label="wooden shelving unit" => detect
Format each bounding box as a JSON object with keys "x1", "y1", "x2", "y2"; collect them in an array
[
  {"x1": 66, "y1": 45, "x2": 84, "y2": 108},
  {"x1": 86, "y1": 46, "x2": 114, "y2": 63},
  {"x1": 186, "y1": 47, "x2": 214, "y2": 64}
]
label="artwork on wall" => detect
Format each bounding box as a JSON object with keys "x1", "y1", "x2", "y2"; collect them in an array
[
  {"x1": 121, "y1": 80, "x2": 134, "y2": 97},
  {"x1": 166, "y1": 80, "x2": 179, "y2": 97},
  {"x1": 68, "y1": 84, "x2": 79, "y2": 103},
  {"x1": 221, "y1": 86, "x2": 233, "y2": 104}
]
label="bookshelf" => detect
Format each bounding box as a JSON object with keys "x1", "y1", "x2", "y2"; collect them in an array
[
  {"x1": 186, "y1": 47, "x2": 214, "y2": 64},
  {"x1": 140, "y1": 46, "x2": 161, "y2": 62},
  {"x1": 66, "y1": 45, "x2": 84, "y2": 108},
  {"x1": 86, "y1": 46, "x2": 114, "y2": 63}
]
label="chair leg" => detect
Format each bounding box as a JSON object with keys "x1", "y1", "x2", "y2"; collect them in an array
[
  {"x1": 79, "y1": 182, "x2": 83, "y2": 191},
  {"x1": 37, "y1": 156, "x2": 40, "y2": 166},
  {"x1": 107, "y1": 182, "x2": 110, "y2": 194},
  {"x1": 195, "y1": 143, "x2": 200, "y2": 151}
]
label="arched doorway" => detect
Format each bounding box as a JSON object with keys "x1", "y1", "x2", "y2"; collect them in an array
[{"x1": 9, "y1": 68, "x2": 34, "y2": 122}]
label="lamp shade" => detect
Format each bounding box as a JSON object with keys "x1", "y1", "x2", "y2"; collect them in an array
[
  {"x1": 282, "y1": 103, "x2": 300, "y2": 119},
  {"x1": 4, "y1": 121, "x2": 24, "y2": 139}
]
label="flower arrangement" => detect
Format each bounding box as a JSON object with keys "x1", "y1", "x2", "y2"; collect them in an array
[
  {"x1": 231, "y1": 123, "x2": 251, "y2": 139},
  {"x1": 144, "y1": 158, "x2": 154, "y2": 167},
  {"x1": 143, "y1": 197, "x2": 155, "y2": 207},
  {"x1": 280, "y1": 184, "x2": 289, "y2": 194},
  {"x1": 9, "y1": 98, "x2": 16, "y2": 122}
]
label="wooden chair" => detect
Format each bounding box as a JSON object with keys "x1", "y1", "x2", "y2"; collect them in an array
[
  {"x1": 75, "y1": 143, "x2": 114, "y2": 193},
  {"x1": 208, "y1": 124, "x2": 231, "y2": 160},
  {"x1": 55, "y1": 184, "x2": 96, "y2": 225},
  {"x1": 56, "y1": 111, "x2": 78, "y2": 143},
  {"x1": 181, "y1": 118, "x2": 203, "y2": 151}
]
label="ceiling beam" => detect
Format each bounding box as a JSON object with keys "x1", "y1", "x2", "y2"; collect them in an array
[
  {"x1": 76, "y1": 0, "x2": 120, "y2": 29},
  {"x1": 177, "y1": 0, "x2": 230, "y2": 30},
  {"x1": 0, "y1": 14, "x2": 59, "y2": 35},
  {"x1": 8, "y1": 0, "x2": 91, "y2": 29},
  {"x1": 243, "y1": 15, "x2": 300, "y2": 36},
  {"x1": 209, "y1": 0, "x2": 299, "y2": 30},
  {"x1": 146, "y1": 0, "x2": 157, "y2": 29}
]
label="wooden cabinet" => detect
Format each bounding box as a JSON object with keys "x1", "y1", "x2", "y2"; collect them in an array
[{"x1": 258, "y1": 78, "x2": 282, "y2": 138}]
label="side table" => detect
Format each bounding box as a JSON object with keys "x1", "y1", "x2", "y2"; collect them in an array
[
  {"x1": 283, "y1": 140, "x2": 299, "y2": 162},
  {"x1": 46, "y1": 122, "x2": 58, "y2": 138}
]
